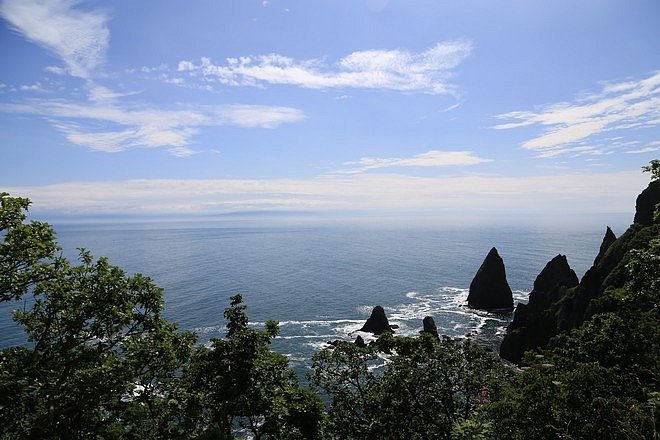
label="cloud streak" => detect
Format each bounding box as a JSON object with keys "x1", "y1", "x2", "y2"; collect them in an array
[
  {"x1": 174, "y1": 41, "x2": 472, "y2": 94},
  {"x1": 342, "y1": 150, "x2": 491, "y2": 173},
  {"x1": 0, "y1": 100, "x2": 305, "y2": 156},
  {"x1": 4, "y1": 170, "x2": 647, "y2": 218},
  {"x1": 493, "y1": 72, "x2": 660, "y2": 158},
  {"x1": 0, "y1": 0, "x2": 110, "y2": 79}
]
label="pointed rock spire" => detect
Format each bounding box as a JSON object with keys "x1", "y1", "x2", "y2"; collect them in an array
[
  {"x1": 467, "y1": 247, "x2": 514, "y2": 311},
  {"x1": 534, "y1": 254, "x2": 580, "y2": 295},
  {"x1": 594, "y1": 227, "x2": 616, "y2": 265},
  {"x1": 500, "y1": 254, "x2": 578, "y2": 364},
  {"x1": 359, "y1": 305, "x2": 393, "y2": 335}
]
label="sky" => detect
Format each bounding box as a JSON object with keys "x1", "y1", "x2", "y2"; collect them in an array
[{"x1": 0, "y1": 0, "x2": 659, "y2": 224}]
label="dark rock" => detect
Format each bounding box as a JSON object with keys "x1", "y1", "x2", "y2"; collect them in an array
[
  {"x1": 467, "y1": 247, "x2": 514, "y2": 311},
  {"x1": 531, "y1": 254, "x2": 579, "y2": 308},
  {"x1": 501, "y1": 182, "x2": 659, "y2": 364},
  {"x1": 594, "y1": 227, "x2": 616, "y2": 265},
  {"x1": 500, "y1": 254, "x2": 578, "y2": 364},
  {"x1": 633, "y1": 179, "x2": 660, "y2": 226},
  {"x1": 555, "y1": 224, "x2": 645, "y2": 332},
  {"x1": 360, "y1": 305, "x2": 394, "y2": 335},
  {"x1": 354, "y1": 335, "x2": 366, "y2": 348},
  {"x1": 421, "y1": 316, "x2": 439, "y2": 339}
]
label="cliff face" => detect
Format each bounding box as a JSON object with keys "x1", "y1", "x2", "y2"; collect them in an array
[
  {"x1": 467, "y1": 247, "x2": 514, "y2": 311},
  {"x1": 500, "y1": 255, "x2": 578, "y2": 363},
  {"x1": 500, "y1": 180, "x2": 660, "y2": 364},
  {"x1": 633, "y1": 179, "x2": 660, "y2": 226}
]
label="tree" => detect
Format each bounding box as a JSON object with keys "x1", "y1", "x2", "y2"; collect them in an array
[
  {"x1": 184, "y1": 294, "x2": 324, "y2": 439},
  {"x1": 0, "y1": 193, "x2": 196, "y2": 439},
  {"x1": 312, "y1": 333, "x2": 514, "y2": 439},
  {"x1": 0, "y1": 193, "x2": 324, "y2": 439},
  {"x1": 642, "y1": 159, "x2": 660, "y2": 180}
]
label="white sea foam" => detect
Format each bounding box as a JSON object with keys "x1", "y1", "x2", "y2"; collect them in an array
[
  {"x1": 276, "y1": 334, "x2": 340, "y2": 340},
  {"x1": 194, "y1": 286, "x2": 516, "y2": 367}
]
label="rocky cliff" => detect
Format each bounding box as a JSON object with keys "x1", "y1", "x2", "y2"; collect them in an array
[
  {"x1": 500, "y1": 254, "x2": 578, "y2": 363},
  {"x1": 499, "y1": 179, "x2": 660, "y2": 364}
]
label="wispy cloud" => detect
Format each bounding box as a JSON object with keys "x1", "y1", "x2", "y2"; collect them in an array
[
  {"x1": 0, "y1": 0, "x2": 110, "y2": 79},
  {"x1": 493, "y1": 72, "x2": 660, "y2": 158},
  {"x1": 5, "y1": 170, "x2": 647, "y2": 217},
  {"x1": 0, "y1": 100, "x2": 305, "y2": 156},
  {"x1": 0, "y1": 0, "x2": 307, "y2": 156},
  {"x1": 626, "y1": 141, "x2": 660, "y2": 154},
  {"x1": 172, "y1": 41, "x2": 472, "y2": 94},
  {"x1": 341, "y1": 150, "x2": 490, "y2": 173},
  {"x1": 18, "y1": 82, "x2": 44, "y2": 92}
]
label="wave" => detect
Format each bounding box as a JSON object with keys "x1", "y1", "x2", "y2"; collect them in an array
[{"x1": 196, "y1": 285, "x2": 518, "y2": 367}]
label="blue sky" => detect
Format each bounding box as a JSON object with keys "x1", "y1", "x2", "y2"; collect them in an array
[{"x1": 0, "y1": 0, "x2": 658, "y2": 221}]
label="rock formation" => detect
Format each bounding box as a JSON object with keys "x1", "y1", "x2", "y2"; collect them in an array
[
  {"x1": 360, "y1": 305, "x2": 394, "y2": 335},
  {"x1": 633, "y1": 179, "x2": 660, "y2": 226},
  {"x1": 354, "y1": 335, "x2": 366, "y2": 348},
  {"x1": 421, "y1": 316, "x2": 439, "y2": 339},
  {"x1": 594, "y1": 226, "x2": 616, "y2": 265},
  {"x1": 467, "y1": 247, "x2": 514, "y2": 311},
  {"x1": 500, "y1": 254, "x2": 578, "y2": 363},
  {"x1": 500, "y1": 178, "x2": 660, "y2": 364}
]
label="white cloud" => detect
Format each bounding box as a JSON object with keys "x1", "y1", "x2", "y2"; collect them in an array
[
  {"x1": 86, "y1": 84, "x2": 143, "y2": 103},
  {"x1": 493, "y1": 72, "x2": 660, "y2": 158},
  {"x1": 0, "y1": 100, "x2": 305, "y2": 156},
  {"x1": 172, "y1": 41, "x2": 472, "y2": 94},
  {"x1": 626, "y1": 141, "x2": 660, "y2": 154},
  {"x1": 4, "y1": 170, "x2": 647, "y2": 217},
  {"x1": 342, "y1": 150, "x2": 490, "y2": 173},
  {"x1": 18, "y1": 82, "x2": 43, "y2": 91},
  {"x1": 535, "y1": 146, "x2": 612, "y2": 159},
  {"x1": 0, "y1": 0, "x2": 110, "y2": 79},
  {"x1": 45, "y1": 65, "x2": 67, "y2": 75},
  {"x1": 219, "y1": 105, "x2": 307, "y2": 128}
]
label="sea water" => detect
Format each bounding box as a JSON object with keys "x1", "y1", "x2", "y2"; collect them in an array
[{"x1": 0, "y1": 219, "x2": 628, "y2": 371}]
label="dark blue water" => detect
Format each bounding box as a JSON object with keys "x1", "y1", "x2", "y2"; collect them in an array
[{"x1": 0, "y1": 220, "x2": 625, "y2": 370}]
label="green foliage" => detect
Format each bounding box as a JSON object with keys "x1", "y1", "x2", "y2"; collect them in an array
[
  {"x1": 489, "y1": 234, "x2": 660, "y2": 440},
  {"x1": 0, "y1": 195, "x2": 321, "y2": 439},
  {"x1": 642, "y1": 159, "x2": 660, "y2": 180},
  {"x1": 313, "y1": 334, "x2": 514, "y2": 439},
  {"x1": 0, "y1": 195, "x2": 198, "y2": 439},
  {"x1": 451, "y1": 418, "x2": 494, "y2": 440},
  {"x1": 184, "y1": 294, "x2": 324, "y2": 439},
  {"x1": 0, "y1": 192, "x2": 58, "y2": 301}
]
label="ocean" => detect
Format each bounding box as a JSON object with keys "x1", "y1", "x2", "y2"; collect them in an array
[{"x1": 0, "y1": 218, "x2": 629, "y2": 372}]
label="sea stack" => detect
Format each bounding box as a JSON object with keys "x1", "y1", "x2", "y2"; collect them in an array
[
  {"x1": 360, "y1": 305, "x2": 393, "y2": 335},
  {"x1": 467, "y1": 247, "x2": 514, "y2": 311},
  {"x1": 421, "y1": 316, "x2": 439, "y2": 339}
]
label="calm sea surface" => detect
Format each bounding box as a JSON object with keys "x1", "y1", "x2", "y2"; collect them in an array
[{"x1": 0, "y1": 219, "x2": 628, "y2": 371}]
